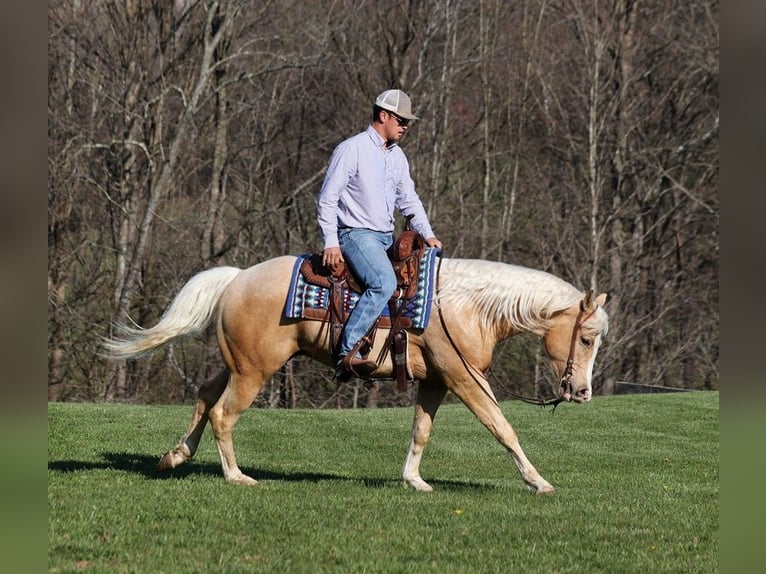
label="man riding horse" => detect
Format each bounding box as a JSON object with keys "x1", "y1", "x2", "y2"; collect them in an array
[
  {"x1": 316, "y1": 89, "x2": 442, "y2": 381},
  {"x1": 105, "y1": 90, "x2": 610, "y2": 494}
]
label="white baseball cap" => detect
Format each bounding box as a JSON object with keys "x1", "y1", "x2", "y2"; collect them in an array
[{"x1": 375, "y1": 89, "x2": 419, "y2": 120}]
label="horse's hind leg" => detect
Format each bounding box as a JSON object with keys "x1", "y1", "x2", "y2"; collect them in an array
[
  {"x1": 207, "y1": 370, "x2": 269, "y2": 485},
  {"x1": 402, "y1": 381, "x2": 448, "y2": 492},
  {"x1": 158, "y1": 369, "x2": 228, "y2": 471}
]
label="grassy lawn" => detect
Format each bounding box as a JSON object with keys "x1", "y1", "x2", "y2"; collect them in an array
[{"x1": 48, "y1": 391, "x2": 718, "y2": 573}]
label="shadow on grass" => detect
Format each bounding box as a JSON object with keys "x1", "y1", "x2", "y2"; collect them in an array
[{"x1": 48, "y1": 452, "x2": 498, "y2": 491}]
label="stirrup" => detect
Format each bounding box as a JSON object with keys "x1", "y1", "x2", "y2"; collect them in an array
[
  {"x1": 344, "y1": 355, "x2": 378, "y2": 377},
  {"x1": 335, "y1": 355, "x2": 378, "y2": 381}
]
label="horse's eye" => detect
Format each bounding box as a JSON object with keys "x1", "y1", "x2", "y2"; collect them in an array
[{"x1": 580, "y1": 337, "x2": 592, "y2": 348}]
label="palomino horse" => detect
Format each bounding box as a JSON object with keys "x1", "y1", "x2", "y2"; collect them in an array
[{"x1": 105, "y1": 255, "x2": 608, "y2": 493}]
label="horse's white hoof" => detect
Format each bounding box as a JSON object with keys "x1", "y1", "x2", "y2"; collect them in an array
[
  {"x1": 226, "y1": 473, "x2": 258, "y2": 486},
  {"x1": 403, "y1": 477, "x2": 433, "y2": 492}
]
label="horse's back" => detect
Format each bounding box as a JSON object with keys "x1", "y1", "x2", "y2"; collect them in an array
[
  {"x1": 220, "y1": 255, "x2": 298, "y2": 307},
  {"x1": 240, "y1": 255, "x2": 298, "y2": 282}
]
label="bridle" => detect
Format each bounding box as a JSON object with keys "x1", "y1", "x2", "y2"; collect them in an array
[
  {"x1": 545, "y1": 300, "x2": 598, "y2": 405},
  {"x1": 435, "y1": 254, "x2": 598, "y2": 414},
  {"x1": 496, "y1": 302, "x2": 595, "y2": 412}
]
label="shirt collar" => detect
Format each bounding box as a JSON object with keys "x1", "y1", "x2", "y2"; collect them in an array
[{"x1": 366, "y1": 124, "x2": 396, "y2": 150}]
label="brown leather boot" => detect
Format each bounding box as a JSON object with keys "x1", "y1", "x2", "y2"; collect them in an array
[{"x1": 337, "y1": 355, "x2": 378, "y2": 379}]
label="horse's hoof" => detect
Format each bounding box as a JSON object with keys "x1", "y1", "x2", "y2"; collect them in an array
[
  {"x1": 157, "y1": 448, "x2": 187, "y2": 471},
  {"x1": 226, "y1": 473, "x2": 258, "y2": 486},
  {"x1": 403, "y1": 477, "x2": 433, "y2": 492},
  {"x1": 536, "y1": 484, "x2": 555, "y2": 495}
]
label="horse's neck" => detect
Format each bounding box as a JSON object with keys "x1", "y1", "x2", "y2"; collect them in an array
[{"x1": 439, "y1": 258, "x2": 580, "y2": 338}]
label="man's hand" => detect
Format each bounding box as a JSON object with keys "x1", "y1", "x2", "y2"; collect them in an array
[
  {"x1": 425, "y1": 237, "x2": 443, "y2": 249},
  {"x1": 322, "y1": 246, "x2": 344, "y2": 267}
]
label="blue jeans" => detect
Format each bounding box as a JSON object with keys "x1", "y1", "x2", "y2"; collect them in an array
[{"x1": 338, "y1": 228, "x2": 396, "y2": 357}]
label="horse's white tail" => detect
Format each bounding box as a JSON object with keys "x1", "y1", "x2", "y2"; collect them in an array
[{"x1": 104, "y1": 266, "x2": 243, "y2": 360}]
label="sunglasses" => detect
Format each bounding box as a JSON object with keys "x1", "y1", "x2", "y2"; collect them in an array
[{"x1": 387, "y1": 111, "x2": 410, "y2": 127}]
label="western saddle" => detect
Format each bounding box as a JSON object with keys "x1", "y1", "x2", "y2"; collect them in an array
[{"x1": 300, "y1": 224, "x2": 426, "y2": 391}]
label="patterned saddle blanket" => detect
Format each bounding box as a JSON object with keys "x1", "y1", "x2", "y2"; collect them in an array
[{"x1": 284, "y1": 247, "x2": 440, "y2": 329}]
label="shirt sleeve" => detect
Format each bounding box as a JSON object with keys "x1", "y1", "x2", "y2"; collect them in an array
[{"x1": 317, "y1": 141, "x2": 356, "y2": 249}]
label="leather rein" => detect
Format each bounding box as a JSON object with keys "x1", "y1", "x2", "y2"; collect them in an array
[
  {"x1": 503, "y1": 303, "x2": 597, "y2": 412},
  {"x1": 435, "y1": 255, "x2": 596, "y2": 414}
]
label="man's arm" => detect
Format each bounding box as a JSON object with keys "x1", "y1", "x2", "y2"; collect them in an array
[{"x1": 317, "y1": 142, "x2": 355, "y2": 250}]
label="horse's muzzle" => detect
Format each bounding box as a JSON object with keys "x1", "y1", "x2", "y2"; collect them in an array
[{"x1": 568, "y1": 387, "x2": 592, "y2": 403}]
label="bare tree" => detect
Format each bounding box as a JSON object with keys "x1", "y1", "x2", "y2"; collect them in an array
[{"x1": 48, "y1": 0, "x2": 717, "y2": 405}]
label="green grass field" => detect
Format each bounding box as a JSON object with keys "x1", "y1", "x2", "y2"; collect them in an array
[{"x1": 48, "y1": 391, "x2": 718, "y2": 573}]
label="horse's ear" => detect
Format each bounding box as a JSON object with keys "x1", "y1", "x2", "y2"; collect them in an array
[
  {"x1": 580, "y1": 289, "x2": 594, "y2": 311},
  {"x1": 580, "y1": 290, "x2": 608, "y2": 312}
]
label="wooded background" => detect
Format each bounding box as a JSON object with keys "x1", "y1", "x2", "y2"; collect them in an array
[{"x1": 48, "y1": 0, "x2": 718, "y2": 408}]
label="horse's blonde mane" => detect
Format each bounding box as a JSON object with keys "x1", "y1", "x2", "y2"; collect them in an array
[{"x1": 436, "y1": 258, "x2": 601, "y2": 336}]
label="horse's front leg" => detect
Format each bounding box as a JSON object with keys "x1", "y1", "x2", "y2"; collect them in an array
[
  {"x1": 402, "y1": 381, "x2": 448, "y2": 491},
  {"x1": 450, "y1": 377, "x2": 555, "y2": 494},
  {"x1": 158, "y1": 369, "x2": 229, "y2": 471}
]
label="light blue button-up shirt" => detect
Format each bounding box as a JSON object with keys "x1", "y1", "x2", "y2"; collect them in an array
[{"x1": 317, "y1": 125, "x2": 435, "y2": 249}]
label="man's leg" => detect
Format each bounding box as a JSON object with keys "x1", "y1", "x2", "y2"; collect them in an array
[{"x1": 337, "y1": 228, "x2": 396, "y2": 375}]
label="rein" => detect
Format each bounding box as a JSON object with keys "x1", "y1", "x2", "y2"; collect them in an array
[
  {"x1": 435, "y1": 256, "x2": 595, "y2": 414},
  {"x1": 499, "y1": 304, "x2": 596, "y2": 412}
]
